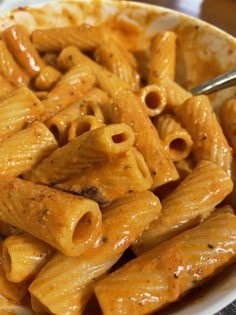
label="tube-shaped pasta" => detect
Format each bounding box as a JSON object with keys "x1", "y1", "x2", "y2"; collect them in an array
[
  {"x1": 29, "y1": 123, "x2": 135, "y2": 185},
  {"x1": 31, "y1": 24, "x2": 105, "y2": 52},
  {"x1": 138, "y1": 84, "x2": 166, "y2": 117},
  {"x1": 148, "y1": 30, "x2": 177, "y2": 82},
  {"x1": 110, "y1": 89, "x2": 179, "y2": 189},
  {"x1": 175, "y1": 95, "x2": 233, "y2": 177},
  {"x1": 153, "y1": 113, "x2": 193, "y2": 162},
  {"x1": 29, "y1": 191, "x2": 162, "y2": 315},
  {"x1": 56, "y1": 147, "x2": 153, "y2": 204},
  {"x1": 94, "y1": 37, "x2": 140, "y2": 91},
  {"x1": 68, "y1": 115, "x2": 104, "y2": 141},
  {"x1": 2, "y1": 24, "x2": 45, "y2": 78},
  {"x1": 57, "y1": 46, "x2": 130, "y2": 97},
  {"x1": 46, "y1": 88, "x2": 107, "y2": 145},
  {"x1": 95, "y1": 212, "x2": 236, "y2": 315},
  {"x1": 0, "y1": 177, "x2": 102, "y2": 256},
  {"x1": 0, "y1": 240, "x2": 29, "y2": 303},
  {"x1": 0, "y1": 86, "x2": 44, "y2": 142},
  {"x1": 2, "y1": 233, "x2": 54, "y2": 283},
  {"x1": 0, "y1": 121, "x2": 58, "y2": 177},
  {"x1": 41, "y1": 63, "x2": 96, "y2": 121},
  {"x1": 132, "y1": 160, "x2": 233, "y2": 255},
  {"x1": 220, "y1": 98, "x2": 236, "y2": 154},
  {"x1": 0, "y1": 40, "x2": 29, "y2": 86},
  {"x1": 34, "y1": 65, "x2": 61, "y2": 91}
]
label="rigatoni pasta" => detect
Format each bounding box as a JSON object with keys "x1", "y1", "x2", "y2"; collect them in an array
[
  {"x1": 153, "y1": 113, "x2": 193, "y2": 162},
  {"x1": 56, "y1": 147, "x2": 153, "y2": 204},
  {"x1": 29, "y1": 123, "x2": 135, "y2": 184},
  {"x1": 2, "y1": 233, "x2": 54, "y2": 283},
  {"x1": 0, "y1": 121, "x2": 57, "y2": 177},
  {"x1": 95, "y1": 212, "x2": 236, "y2": 315},
  {"x1": 0, "y1": 177, "x2": 102, "y2": 256},
  {"x1": 175, "y1": 95, "x2": 233, "y2": 176},
  {"x1": 110, "y1": 89, "x2": 179, "y2": 189},
  {"x1": 0, "y1": 4, "x2": 234, "y2": 315},
  {"x1": 132, "y1": 160, "x2": 233, "y2": 255},
  {"x1": 29, "y1": 191, "x2": 161, "y2": 315}
]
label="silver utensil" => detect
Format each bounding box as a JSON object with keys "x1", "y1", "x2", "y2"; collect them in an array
[{"x1": 191, "y1": 68, "x2": 236, "y2": 95}]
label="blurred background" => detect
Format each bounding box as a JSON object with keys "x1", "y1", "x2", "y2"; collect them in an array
[{"x1": 133, "y1": 0, "x2": 236, "y2": 37}]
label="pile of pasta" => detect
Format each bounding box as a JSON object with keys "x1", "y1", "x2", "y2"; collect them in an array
[{"x1": 0, "y1": 19, "x2": 235, "y2": 315}]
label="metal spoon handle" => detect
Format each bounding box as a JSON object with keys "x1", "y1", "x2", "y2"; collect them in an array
[{"x1": 191, "y1": 68, "x2": 236, "y2": 95}]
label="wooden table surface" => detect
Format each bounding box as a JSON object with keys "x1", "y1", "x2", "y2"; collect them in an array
[{"x1": 134, "y1": 0, "x2": 236, "y2": 37}]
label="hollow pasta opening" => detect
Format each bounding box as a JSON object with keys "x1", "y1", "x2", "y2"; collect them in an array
[
  {"x1": 72, "y1": 211, "x2": 94, "y2": 243},
  {"x1": 145, "y1": 91, "x2": 161, "y2": 109},
  {"x1": 112, "y1": 132, "x2": 128, "y2": 144},
  {"x1": 75, "y1": 121, "x2": 92, "y2": 137},
  {"x1": 169, "y1": 138, "x2": 187, "y2": 155}
]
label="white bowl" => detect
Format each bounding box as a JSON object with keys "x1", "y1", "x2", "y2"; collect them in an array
[{"x1": 0, "y1": 1, "x2": 235, "y2": 314}]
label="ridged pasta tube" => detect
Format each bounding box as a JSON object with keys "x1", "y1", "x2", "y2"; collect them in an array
[
  {"x1": 2, "y1": 24, "x2": 45, "y2": 78},
  {"x1": 132, "y1": 160, "x2": 233, "y2": 255},
  {"x1": 41, "y1": 62, "x2": 96, "y2": 121},
  {"x1": 29, "y1": 123, "x2": 135, "y2": 185},
  {"x1": 56, "y1": 148, "x2": 153, "y2": 204},
  {"x1": 110, "y1": 89, "x2": 179, "y2": 189},
  {"x1": 29, "y1": 191, "x2": 161, "y2": 315},
  {"x1": 138, "y1": 84, "x2": 167, "y2": 117},
  {"x1": 0, "y1": 240, "x2": 29, "y2": 303},
  {"x1": 0, "y1": 177, "x2": 102, "y2": 256},
  {"x1": 0, "y1": 86, "x2": 44, "y2": 142},
  {"x1": 46, "y1": 88, "x2": 107, "y2": 145},
  {"x1": 2, "y1": 233, "x2": 54, "y2": 283},
  {"x1": 94, "y1": 37, "x2": 140, "y2": 91},
  {"x1": 31, "y1": 24, "x2": 105, "y2": 53},
  {"x1": 0, "y1": 40, "x2": 29, "y2": 86},
  {"x1": 148, "y1": 30, "x2": 177, "y2": 82},
  {"x1": 0, "y1": 121, "x2": 58, "y2": 177},
  {"x1": 175, "y1": 95, "x2": 233, "y2": 177},
  {"x1": 95, "y1": 212, "x2": 236, "y2": 315},
  {"x1": 57, "y1": 46, "x2": 130, "y2": 97},
  {"x1": 153, "y1": 113, "x2": 193, "y2": 162}
]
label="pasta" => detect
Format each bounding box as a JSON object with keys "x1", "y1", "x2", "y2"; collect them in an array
[
  {"x1": 0, "y1": 240, "x2": 29, "y2": 303},
  {"x1": 29, "y1": 191, "x2": 161, "y2": 315},
  {"x1": 55, "y1": 147, "x2": 153, "y2": 204},
  {"x1": 2, "y1": 24, "x2": 45, "y2": 78},
  {"x1": 0, "y1": 121, "x2": 58, "y2": 177},
  {"x1": 45, "y1": 87, "x2": 107, "y2": 145},
  {"x1": 0, "y1": 177, "x2": 102, "y2": 256},
  {"x1": 0, "y1": 4, "x2": 233, "y2": 315},
  {"x1": 138, "y1": 84, "x2": 166, "y2": 117},
  {"x1": 95, "y1": 212, "x2": 236, "y2": 315},
  {"x1": 148, "y1": 30, "x2": 177, "y2": 83},
  {"x1": 2, "y1": 233, "x2": 54, "y2": 283},
  {"x1": 153, "y1": 113, "x2": 193, "y2": 162},
  {"x1": 175, "y1": 95, "x2": 233, "y2": 176},
  {"x1": 0, "y1": 40, "x2": 29, "y2": 86},
  {"x1": 110, "y1": 89, "x2": 179, "y2": 189},
  {"x1": 0, "y1": 86, "x2": 44, "y2": 142},
  {"x1": 132, "y1": 160, "x2": 233, "y2": 255},
  {"x1": 29, "y1": 123, "x2": 135, "y2": 184}
]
